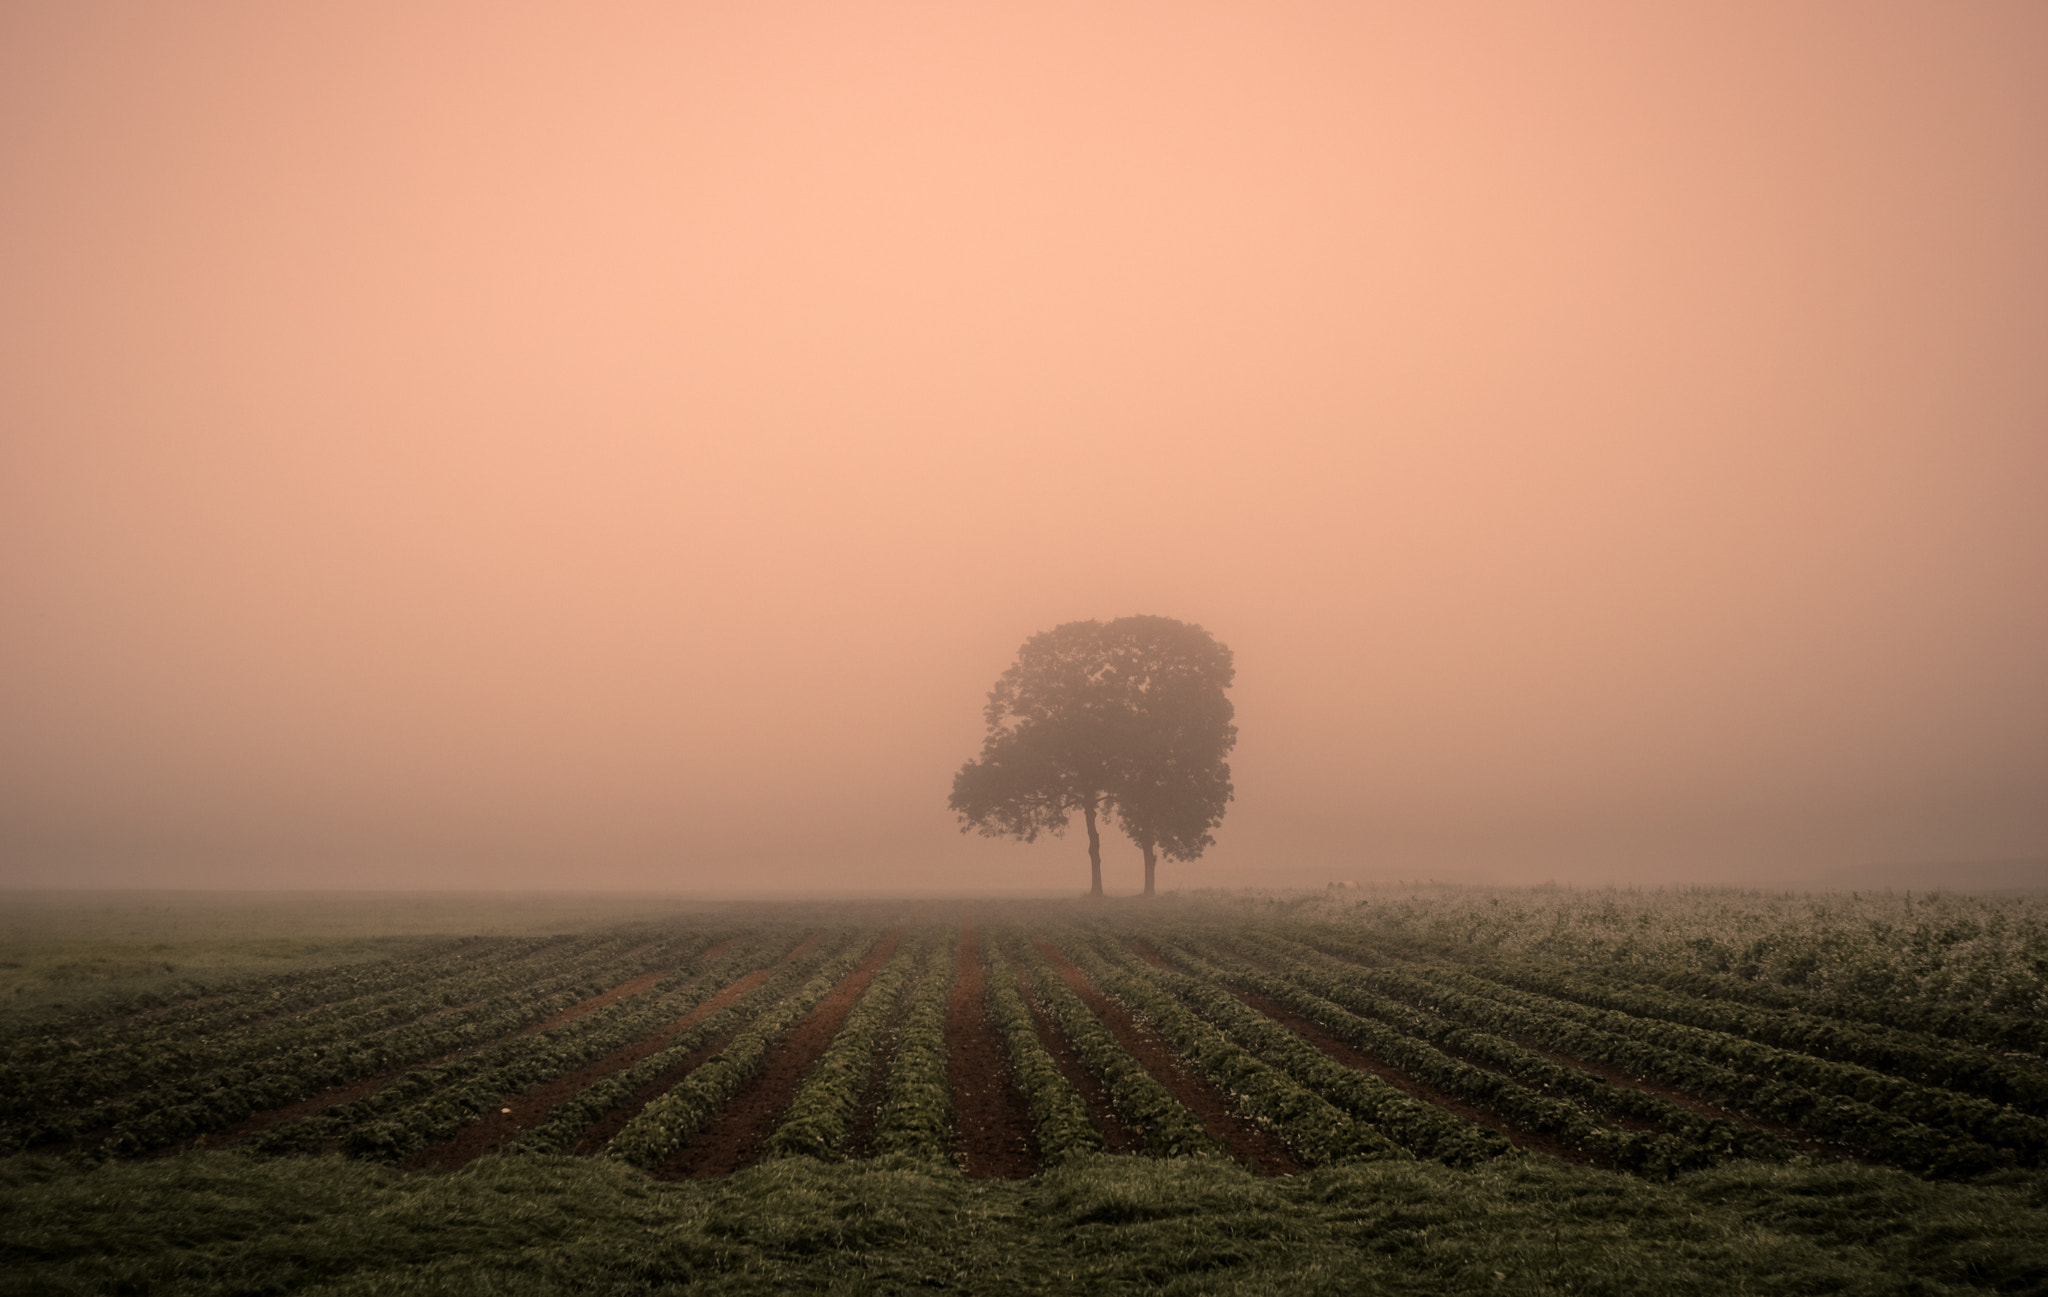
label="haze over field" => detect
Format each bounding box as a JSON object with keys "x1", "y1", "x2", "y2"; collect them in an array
[{"x1": 3, "y1": 3, "x2": 2045, "y2": 895}]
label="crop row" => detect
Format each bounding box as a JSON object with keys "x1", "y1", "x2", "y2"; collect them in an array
[
  {"x1": 1175, "y1": 929, "x2": 1790, "y2": 1174},
  {"x1": 763, "y1": 930, "x2": 930, "y2": 1161},
  {"x1": 1002, "y1": 933, "x2": 1216, "y2": 1158},
  {"x1": 1055, "y1": 934, "x2": 1410, "y2": 1166},
  {"x1": 500, "y1": 931, "x2": 834, "y2": 1156},
  {"x1": 1282, "y1": 940, "x2": 2026, "y2": 1176},
  {"x1": 1, "y1": 932, "x2": 689, "y2": 1123},
  {"x1": 18, "y1": 913, "x2": 2040, "y2": 1185},
  {"x1": 342, "y1": 933, "x2": 834, "y2": 1163},
  {"x1": 0, "y1": 934, "x2": 557, "y2": 1068},
  {"x1": 983, "y1": 940, "x2": 1103, "y2": 1164},
  {"x1": 606, "y1": 930, "x2": 886, "y2": 1169},
  {"x1": 1309, "y1": 916, "x2": 2048, "y2": 1059},
  {"x1": 76, "y1": 933, "x2": 786, "y2": 1161},
  {"x1": 1586, "y1": 960, "x2": 2048, "y2": 1060},
  {"x1": 0, "y1": 934, "x2": 561, "y2": 1057},
  {"x1": 1292, "y1": 928, "x2": 2048, "y2": 1162},
  {"x1": 251, "y1": 931, "x2": 819, "y2": 1162},
  {"x1": 864, "y1": 927, "x2": 958, "y2": 1163},
  {"x1": 1093, "y1": 934, "x2": 1512, "y2": 1167},
  {"x1": 1454, "y1": 954, "x2": 2048, "y2": 1114},
  {"x1": 7, "y1": 932, "x2": 697, "y2": 1153},
  {"x1": 1411, "y1": 960, "x2": 2048, "y2": 1168}
]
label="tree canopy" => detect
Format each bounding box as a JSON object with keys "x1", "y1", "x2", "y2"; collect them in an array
[{"x1": 949, "y1": 616, "x2": 1235, "y2": 895}]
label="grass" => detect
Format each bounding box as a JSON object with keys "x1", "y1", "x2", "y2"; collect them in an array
[{"x1": 4, "y1": 1151, "x2": 2045, "y2": 1295}]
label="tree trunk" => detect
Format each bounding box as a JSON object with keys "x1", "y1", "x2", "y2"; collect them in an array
[
  {"x1": 1083, "y1": 798, "x2": 1104, "y2": 896},
  {"x1": 1141, "y1": 840, "x2": 1157, "y2": 897}
]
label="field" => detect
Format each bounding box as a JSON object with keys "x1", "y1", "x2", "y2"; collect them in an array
[{"x1": 4, "y1": 885, "x2": 2047, "y2": 1295}]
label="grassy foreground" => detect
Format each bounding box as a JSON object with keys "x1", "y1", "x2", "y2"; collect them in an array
[{"x1": 5, "y1": 1151, "x2": 2046, "y2": 1296}]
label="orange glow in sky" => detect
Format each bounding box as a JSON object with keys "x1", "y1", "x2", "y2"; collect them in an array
[{"x1": 3, "y1": 2, "x2": 2044, "y2": 893}]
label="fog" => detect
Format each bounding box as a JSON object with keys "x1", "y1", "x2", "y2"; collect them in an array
[{"x1": 4, "y1": 3, "x2": 2045, "y2": 896}]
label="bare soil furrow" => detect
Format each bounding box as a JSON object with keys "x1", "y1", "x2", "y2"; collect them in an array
[{"x1": 949, "y1": 921, "x2": 1038, "y2": 1178}]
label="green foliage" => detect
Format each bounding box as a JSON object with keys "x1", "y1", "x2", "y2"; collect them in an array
[
  {"x1": 1291, "y1": 931, "x2": 2024, "y2": 1176},
  {"x1": 1056, "y1": 932, "x2": 1409, "y2": 1166},
  {"x1": 1, "y1": 931, "x2": 686, "y2": 1139},
  {"x1": 1125, "y1": 932, "x2": 1514, "y2": 1166},
  {"x1": 1003, "y1": 932, "x2": 1220, "y2": 1158},
  {"x1": 981, "y1": 942, "x2": 1104, "y2": 1164},
  {"x1": 1472, "y1": 955, "x2": 2048, "y2": 1114},
  {"x1": 605, "y1": 932, "x2": 884, "y2": 1170},
  {"x1": 8, "y1": 935, "x2": 695, "y2": 1159},
  {"x1": 498, "y1": 933, "x2": 801, "y2": 1156},
  {"x1": 866, "y1": 930, "x2": 958, "y2": 1162},
  {"x1": 245, "y1": 932, "x2": 804, "y2": 1162},
  {"x1": 1213, "y1": 928, "x2": 1791, "y2": 1170},
  {"x1": 762, "y1": 929, "x2": 926, "y2": 1161}
]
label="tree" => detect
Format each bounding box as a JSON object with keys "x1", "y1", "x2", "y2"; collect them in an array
[{"x1": 948, "y1": 616, "x2": 1235, "y2": 896}]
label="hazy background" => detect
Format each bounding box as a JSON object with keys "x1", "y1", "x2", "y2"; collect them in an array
[{"x1": 5, "y1": 2, "x2": 2045, "y2": 896}]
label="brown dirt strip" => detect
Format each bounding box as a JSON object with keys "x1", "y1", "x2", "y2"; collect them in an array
[
  {"x1": 526, "y1": 964, "x2": 665, "y2": 1035},
  {"x1": 660, "y1": 931, "x2": 905, "y2": 1179},
  {"x1": 1015, "y1": 963, "x2": 1140, "y2": 1153},
  {"x1": 949, "y1": 921, "x2": 1039, "y2": 1179},
  {"x1": 1031, "y1": 937, "x2": 1301, "y2": 1176}
]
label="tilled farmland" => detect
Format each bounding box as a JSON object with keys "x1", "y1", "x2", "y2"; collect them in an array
[{"x1": 7, "y1": 904, "x2": 2047, "y2": 1183}]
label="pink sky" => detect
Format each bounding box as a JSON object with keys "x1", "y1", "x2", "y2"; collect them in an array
[{"x1": 4, "y1": 2, "x2": 2045, "y2": 894}]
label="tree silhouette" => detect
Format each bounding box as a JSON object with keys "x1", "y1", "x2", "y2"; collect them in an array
[{"x1": 949, "y1": 616, "x2": 1235, "y2": 895}]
